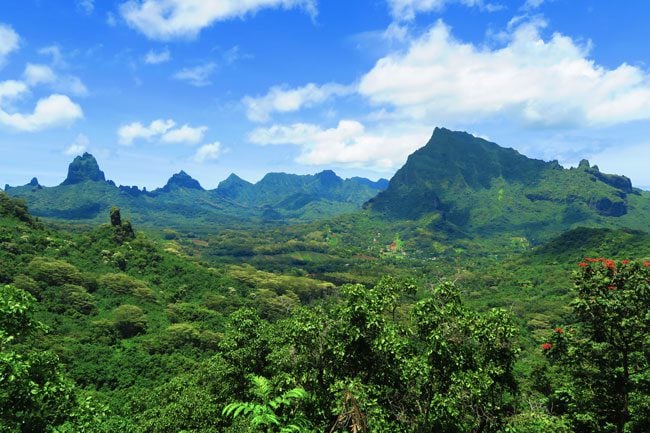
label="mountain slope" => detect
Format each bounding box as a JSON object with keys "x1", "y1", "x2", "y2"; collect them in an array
[
  {"x1": 4, "y1": 154, "x2": 387, "y2": 229},
  {"x1": 366, "y1": 127, "x2": 647, "y2": 239}
]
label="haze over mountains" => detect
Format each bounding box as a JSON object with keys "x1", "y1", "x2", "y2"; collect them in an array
[
  {"x1": 5, "y1": 128, "x2": 650, "y2": 239},
  {"x1": 3, "y1": 152, "x2": 388, "y2": 228}
]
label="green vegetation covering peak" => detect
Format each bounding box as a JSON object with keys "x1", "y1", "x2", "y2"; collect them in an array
[{"x1": 366, "y1": 127, "x2": 648, "y2": 240}]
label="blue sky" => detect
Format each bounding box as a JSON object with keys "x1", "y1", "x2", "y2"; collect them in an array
[{"x1": 1, "y1": 0, "x2": 650, "y2": 189}]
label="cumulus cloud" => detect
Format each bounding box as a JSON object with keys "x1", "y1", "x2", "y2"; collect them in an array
[
  {"x1": 118, "y1": 119, "x2": 175, "y2": 144},
  {"x1": 144, "y1": 48, "x2": 171, "y2": 64},
  {"x1": 243, "y1": 82, "x2": 353, "y2": 122},
  {"x1": 117, "y1": 119, "x2": 207, "y2": 145},
  {"x1": 387, "y1": 0, "x2": 502, "y2": 21},
  {"x1": 249, "y1": 119, "x2": 429, "y2": 169},
  {"x1": 193, "y1": 142, "x2": 221, "y2": 163},
  {"x1": 65, "y1": 133, "x2": 90, "y2": 155},
  {"x1": 160, "y1": 124, "x2": 207, "y2": 144},
  {"x1": 120, "y1": 0, "x2": 317, "y2": 40},
  {"x1": 173, "y1": 63, "x2": 217, "y2": 87},
  {"x1": 358, "y1": 19, "x2": 650, "y2": 128},
  {"x1": 0, "y1": 24, "x2": 20, "y2": 63},
  {"x1": 0, "y1": 80, "x2": 28, "y2": 103},
  {"x1": 22, "y1": 63, "x2": 88, "y2": 96},
  {"x1": 0, "y1": 94, "x2": 83, "y2": 132},
  {"x1": 23, "y1": 64, "x2": 57, "y2": 86}
]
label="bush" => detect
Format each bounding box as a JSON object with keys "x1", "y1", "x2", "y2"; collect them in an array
[{"x1": 112, "y1": 304, "x2": 147, "y2": 338}]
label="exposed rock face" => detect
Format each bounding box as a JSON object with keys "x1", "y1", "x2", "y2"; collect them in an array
[
  {"x1": 61, "y1": 153, "x2": 106, "y2": 185},
  {"x1": 589, "y1": 197, "x2": 628, "y2": 217}
]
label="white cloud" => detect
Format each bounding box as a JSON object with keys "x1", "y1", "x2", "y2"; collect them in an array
[
  {"x1": 77, "y1": 0, "x2": 95, "y2": 14},
  {"x1": 120, "y1": 0, "x2": 317, "y2": 40},
  {"x1": 23, "y1": 64, "x2": 56, "y2": 86},
  {"x1": 173, "y1": 63, "x2": 217, "y2": 87},
  {"x1": 522, "y1": 0, "x2": 545, "y2": 10},
  {"x1": 0, "y1": 94, "x2": 83, "y2": 132},
  {"x1": 243, "y1": 82, "x2": 353, "y2": 122},
  {"x1": 193, "y1": 142, "x2": 221, "y2": 163},
  {"x1": 38, "y1": 45, "x2": 65, "y2": 67},
  {"x1": 65, "y1": 133, "x2": 90, "y2": 155},
  {"x1": 144, "y1": 48, "x2": 171, "y2": 64},
  {"x1": 56, "y1": 76, "x2": 88, "y2": 96},
  {"x1": 22, "y1": 63, "x2": 87, "y2": 96},
  {"x1": 249, "y1": 119, "x2": 429, "y2": 169},
  {"x1": 0, "y1": 80, "x2": 28, "y2": 103},
  {"x1": 118, "y1": 119, "x2": 208, "y2": 145},
  {"x1": 118, "y1": 119, "x2": 175, "y2": 145},
  {"x1": 107, "y1": 12, "x2": 118, "y2": 26},
  {"x1": 161, "y1": 124, "x2": 207, "y2": 144},
  {"x1": 358, "y1": 19, "x2": 650, "y2": 128},
  {"x1": 387, "y1": 0, "x2": 502, "y2": 21},
  {"x1": 0, "y1": 24, "x2": 20, "y2": 63}
]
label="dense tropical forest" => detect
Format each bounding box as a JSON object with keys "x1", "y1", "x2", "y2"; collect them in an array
[{"x1": 2, "y1": 129, "x2": 649, "y2": 432}]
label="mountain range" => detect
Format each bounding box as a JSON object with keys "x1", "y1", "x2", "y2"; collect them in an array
[
  {"x1": 3, "y1": 153, "x2": 388, "y2": 229},
  {"x1": 5, "y1": 127, "x2": 650, "y2": 239}
]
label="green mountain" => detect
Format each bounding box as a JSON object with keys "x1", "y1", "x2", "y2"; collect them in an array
[
  {"x1": 4, "y1": 154, "x2": 388, "y2": 229},
  {"x1": 366, "y1": 127, "x2": 650, "y2": 240}
]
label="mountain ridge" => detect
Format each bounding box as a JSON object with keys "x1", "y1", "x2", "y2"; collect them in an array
[
  {"x1": 365, "y1": 127, "x2": 646, "y2": 239},
  {"x1": 4, "y1": 153, "x2": 388, "y2": 228}
]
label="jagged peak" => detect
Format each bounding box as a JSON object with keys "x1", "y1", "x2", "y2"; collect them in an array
[
  {"x1": 61, "y1": 152, "x2": 106, "y2": 185},
  {"x1": 315, "y1": 170, "x2": 343, "y2": 185},
  {"x1": 161, "y1": 170, "x2": 203, "y2": 191},
  {"x1": 219, "y1": 173, "x2": 252, "y2": 188}
]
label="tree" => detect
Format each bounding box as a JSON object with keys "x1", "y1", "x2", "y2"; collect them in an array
[
  {"x1": 544, "y1": 259, "x2": 650, "y2": 433},
  {"x1": 267, "y1": 277, "x2": 519, "y2": 432},
  {"x1": 112, "y1": 304, "x2": 147, "y2": 338},
  {"x1": 0, "y1": 284, "x2": 76, "y2": 432}
]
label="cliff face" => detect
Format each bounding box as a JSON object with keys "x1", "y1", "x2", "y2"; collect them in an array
[{"x1": 61, "y1": 153, "x2": 106, "y2": 185}]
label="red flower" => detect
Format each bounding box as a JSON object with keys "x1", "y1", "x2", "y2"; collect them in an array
[
  {"x1": 622, "y1": 260, "x2": 630, "y2": 264},
  {"x1": 608, "y1": 285, "x2": 617, "y2": 290},
  {"x1": 541, "y1": 343, "x2": 553, "y2": 351},
  {"x1": 644, "y1": 262, "x2": 650, "y2": 267},
  {"x1": 578, "y1": 262, "x2": 588, "y2": 267},
  {"x1": 554, "y1": 327, "x2": 564, "y2": 334},
  {"x1": 604, "y1": 259, "x2": 616, "y2": 270}
]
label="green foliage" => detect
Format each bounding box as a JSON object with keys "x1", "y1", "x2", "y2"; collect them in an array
[
  {"x1": 0, "y1": 285, "x2": 77, "y2": 432},
  {"x1": 97, "y1": 273, "x2": 153, "y2": 299},
  {"x1": 3, "y1": 165, "x2": 650, "y2": 432},
  {"x1": 6, "y1": 156, "x2": 386, "y2": 230},
  {"x1": 0, "y1": 192, "x2": 35, "y2": 225},
  {"x1": 111, "y1": 304, "x2": 147, "y2": 338},
  {"x1": 27, "y1": 257, "x2": 84, "y2": 288},
  {"x1": 544, "y1": 259, "x2": 650, "y2": 433},
  {"x1": 222, "y1": 375, "x2": 313, "y2": 433},
  {"x1": 367, "y1": 128, "x2": 648, "y2": 240}
]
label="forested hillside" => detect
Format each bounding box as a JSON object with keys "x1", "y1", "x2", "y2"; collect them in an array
[
  {"x1": 1, "y1": 189, "x2": 648, "y2": 432},
  {"x1": 4, "y1": 154, "x2": 387, "y2": 230}
]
